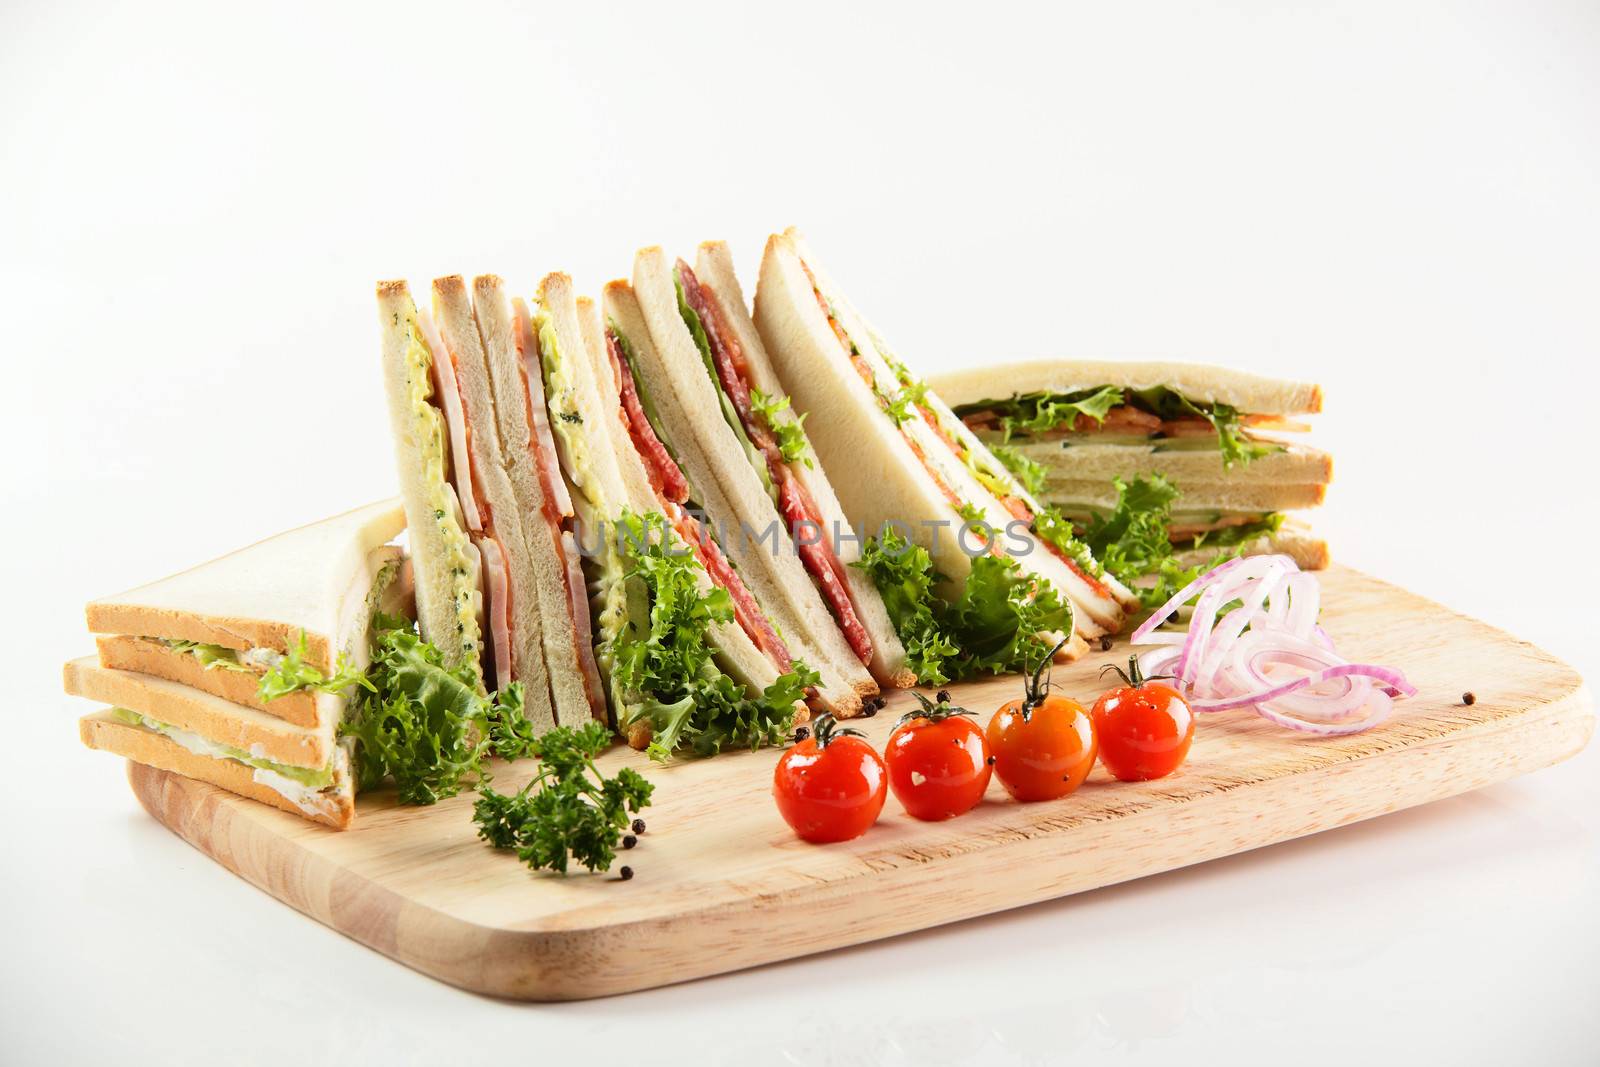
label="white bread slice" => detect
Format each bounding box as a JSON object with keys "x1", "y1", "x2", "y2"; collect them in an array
[
  {"x1": 629, "y1": 248, "x2": 867, "y2": 714},
  {"x1": 377, "y1": 281, "x2": 485, "y2": 683},
  {"x1": 432, "y1": 276, "x2": 556, "y2": 733},
  {"x1": 695, "y1": 241, "x2": 914, "y2": 690},
  {"x1": 1172, "y1": 522, "x2": 1330, "y2": 571},
  {"x1": 1002, "y1": 437, "x2": 1333, "y2": 487},
  {"x1": 754, "y1": 231, "x2": 1093, "y2": 654},
  {"x1": 581, "y1": 285, "x2": 783, "y2": 704},
  {"x1": 80, "y1": 711, "x2": 354, "y2": 830},
  {"x1": 930, "y1": 359, "x2": 1323, "y2": 416},
  {"x1": 86, "y1": 498, "x2": 404, "y2": 667},
  {"x1": 65, "y1": 658, "x2": 336, "y2": 769},
  {"x1": 1045, "y1": 478, "x2": 1328, "y2": 514},
  {"x1": 471, "y1": 275, "x2": 599, "y2": 726}
]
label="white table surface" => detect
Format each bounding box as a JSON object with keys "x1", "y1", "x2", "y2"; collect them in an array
[{"x1": 5, "y1": 2, "x2": 1596, "y2": 1063}]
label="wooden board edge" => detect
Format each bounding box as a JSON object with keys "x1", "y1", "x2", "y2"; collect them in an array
[{"x1": 127, "y1": 682, "x2": 1593, "y2": 1001}]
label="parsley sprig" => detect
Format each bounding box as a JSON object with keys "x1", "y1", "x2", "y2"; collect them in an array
[{"x1": 473, "y1": 721, "x2": 654, "y2": 875}]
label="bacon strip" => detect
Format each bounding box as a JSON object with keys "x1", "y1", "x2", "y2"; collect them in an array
[
  {"x1": 668, "y1": 503, "x2": 793, "y2": 673},
  {"x1": 779, "y1": 472, "x2": 873, "y2": 663},
  {"x1": 417, "y1": 311, "x2": 484, "y2": 533},
  {"x1": 681, "y1": 263, "x2": 874, "y2": 667},
  {"x1": 606, "y1": 329, "x2": 688, "y2": 504},
  {"x1": 603, "y1": 327, "x2": 794, "y2": 672}
]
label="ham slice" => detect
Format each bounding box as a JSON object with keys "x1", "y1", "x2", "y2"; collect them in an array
[
  {"x1": 512, "y1": 299, "x2": 575, "y2": 522},
  {"x1": 561, "y1": 529, "x2": 607, "y2": 718},
  {"x1": 477, "y1": 535, "x2": 514, "y2": 691},
  {"x1": 417, "y1": 310, "x2": 484, "y2": 534}
]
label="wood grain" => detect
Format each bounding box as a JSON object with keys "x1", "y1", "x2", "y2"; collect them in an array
[{"x1": 124, "y1": 566, "x2": 1593, "y2": 1000}]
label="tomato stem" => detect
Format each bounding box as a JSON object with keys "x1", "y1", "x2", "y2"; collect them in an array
[
  {"x1": 1021, "y1": 636, "x2": 1072, "y2": 721},
  {"x1": 810, "y1": 712, "x2": 865, "y2": 750},
  {"x1": 898, "y1": 690, "x2": 977, "y2": 727}
]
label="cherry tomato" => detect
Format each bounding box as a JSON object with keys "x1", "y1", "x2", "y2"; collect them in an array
[
  {"x1": 1093, "y1": 656, "x2": 1194, "y2": 781},
  {"x1": 773, "y1": 714, "x2": 887, "y2": 843},
  {"x1": 986, "y1": 639, "x2": 1098, "y2": 802},
  {"x1": 885, "y1": 691, "x2": 992, "y2": 821}
]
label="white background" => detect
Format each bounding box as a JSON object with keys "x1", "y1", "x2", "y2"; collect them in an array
[{"x1": 4, "y1": 1, "x2": 1597, "y2": 1063}]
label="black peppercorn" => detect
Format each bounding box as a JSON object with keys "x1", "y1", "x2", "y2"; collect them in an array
[
  {"x1": 619, "y1": 865, "x2": 634, "y2": 881},
  {"x1": 1462, "y1": 691, "x2": 1477, "y2": 706},
  {"x1": 937, "y1": 690, "x2": 952, "y2": 704},
  {"x1": 1099, "y1": 635, "x2": 1113, "y2": 653},
  {"x1": 632, "y1": 818, "x2": 646, "y2": 834},
  {"x1": 622, "y1": 834, "x2": 637, "y2": 850},
  {"x1": 794, "y1": 725, "x2": 810, "y2": 743}
]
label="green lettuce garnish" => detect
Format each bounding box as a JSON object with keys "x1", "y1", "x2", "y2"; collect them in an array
[
  {"x1": 1080, "y1": 474, "x2": 1276, "y2": 609},
  {"x1": 165, "y1": 640, "x2": 253, "y2": 674},
  {"x1": 987, "y1": 386, "x2": 1124, "y2": 442},
  {"x1": 989, "y1": 444, "x2": 1048, "y2": 496},
  {"x1": 608, "y1": 510, "x2": 819, "y2": 761},
  {"x1": 256, "y1": 631, "x2": 372, "y2": 703},
  {"x1": 340, "y1": 614, "x2": 531, "y2": 804},
  {"x1": 749, "y1": 388, "x2": 812, "y2": 468},
  {"x1": 1032, "y1": 505, "x2": 1106, "y2": 579},
  {"x1": 1129, "y1": 388, "x2": 1269, "y2": 468},
  {"x1": 854, "y1": 527, "x2": 1072, "y2": 686}
]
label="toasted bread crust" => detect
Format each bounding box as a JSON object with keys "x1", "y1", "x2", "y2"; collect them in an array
[
  {"x1": 94, "y1": 635, "x2": 318, "y2": 728},
  {"x1": 81, "y1": 712, "x2": 353, "y2": 830},
  {"x1": 64, "y1": 657, "x2": 335, "y2": 769}
]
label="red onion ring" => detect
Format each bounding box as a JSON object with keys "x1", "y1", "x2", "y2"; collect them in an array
[{"x1": 1130, "y1": 556, "x2": 1415, "y2": 736}]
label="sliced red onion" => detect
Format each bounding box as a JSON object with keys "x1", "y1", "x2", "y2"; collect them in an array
[{"x1": 1131, "y1": 555, "x2": 1415, "y2": 736}]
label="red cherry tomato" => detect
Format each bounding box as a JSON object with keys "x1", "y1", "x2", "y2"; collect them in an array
[
  {"x1": 1093, "y1": 656, "x2": 1194, "y2": 781},
  {"x1": 773, "y1": 714, "x2": 887, "y2": 843},
  {"x1": 885, "y1": 691, "x2": 992, "y2": 821},
  {"x1": 986, "y1": 639, "x2": 1098, "y2": 802}
]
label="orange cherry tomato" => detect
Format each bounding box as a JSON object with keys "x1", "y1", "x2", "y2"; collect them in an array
[
  {"x1": 885, "y1": 691, "x2": 992, "y2": 821},
  {"x1": 1093, "y1": 656, "x2": 1194, "y2": 781},
  {"x1": 986, "y1": 640, "x2": 1098, "y2": 802},
  {"x1": 773, "y1": 714, "x2": 887, "y2": 843}
]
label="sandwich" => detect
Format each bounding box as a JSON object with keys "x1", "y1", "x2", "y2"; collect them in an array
[
  {"x1": 67, "y1": 499, "x2": 410, "y2": 829},
  {"x1": 752, "y1": 228, "x2": 1138, "y2": 667},
  {"x1": 377, "y1": 277, "x2": 604, "y2": 734},
  {"x1": 928, "y1": 360, "x2": 1331, "y2": 570},
  {"x1": 531, "y1": 272, "x2": 816, "y2": 754},
  {"x1": 622, "y1": 244, "x2": 916, "y2": 704}
]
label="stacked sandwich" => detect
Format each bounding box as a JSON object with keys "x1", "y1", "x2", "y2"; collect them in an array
[
  {"x1": 65, "y1": 500, "x2": 410, "y2": 828},
  {"x1": 930, "y1": 361, "x2": 1332, "y2": 572}
]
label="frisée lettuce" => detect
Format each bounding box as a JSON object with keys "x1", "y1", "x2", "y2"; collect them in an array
[{"x1": 854, "y1": 527, "x2": 1073, "y2": 686}]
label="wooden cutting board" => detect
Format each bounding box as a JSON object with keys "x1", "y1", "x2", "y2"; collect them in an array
[{"x1": 126, "y1": 565, "x2": 1592, "y2": 1000}]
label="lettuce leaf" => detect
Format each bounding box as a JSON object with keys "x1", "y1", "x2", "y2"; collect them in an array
[
  {"x1": 1128, "y1": 387, "x2": 1269, "y2": 468},
  {"x1": 854, "y1": 527, "x2": 1071, "y2": 685},
  {"x1": 989, "y1": 444, "x2": 1048, "y2": 496},
  {"x1": 257, "y1": 631, "x2": 372, "y2": 703},
  {"x1": 1081, "y1": 474, "x2": 1277, "y2": 608},
  {"x1": 983, "y1": 386, "x2": 1124, "y2": 442},
  {"x1": 607, "y1": 510, "x2": 817, "y2": 761},
  {"x1": 749, "y1": 388, "x2": 813, "y2": 468},
  {"x1": 164, "y1": 640, "x2": 253, "y2": 674},
  {"x1": 337, "y1": 612, "x2": 539, "y2": 803}
]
